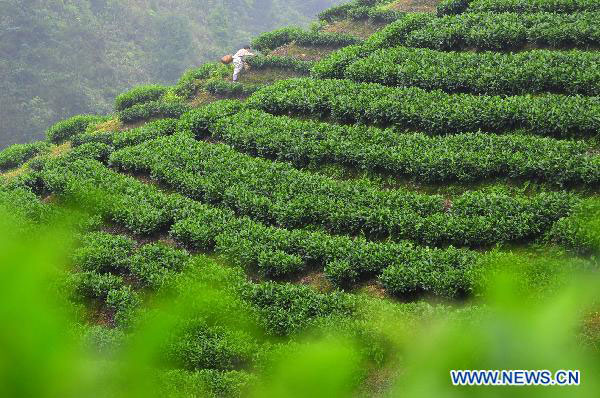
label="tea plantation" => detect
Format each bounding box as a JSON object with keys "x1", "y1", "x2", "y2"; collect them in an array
[{"x1": 2, "y1": 0, "x2": 599, "y2": 396}]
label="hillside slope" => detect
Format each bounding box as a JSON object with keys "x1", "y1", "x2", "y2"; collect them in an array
[
  {"x1": 2, "y1": 0, "x2": 600, "y2": 396},
  {"x1": 0, "y1": 0, "x2": 345, "y2": 148}
]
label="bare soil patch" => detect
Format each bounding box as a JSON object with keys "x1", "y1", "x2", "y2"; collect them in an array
[
  {"x1": 270, "y1": 42, "x2": 339, "y2": 61},
  {"x1": 388, "y1": 0, "x2": 441, "y2": 13}
]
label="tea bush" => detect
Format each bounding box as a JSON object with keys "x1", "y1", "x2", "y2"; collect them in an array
[
  {"x1": 118, "y1": 101, "x2": 191, "y2": 124},
  {"x1": 46, "y1": 115, "x2": 109, "y2": 144},
  {"x1": 0, "y1": 142, "x2": 50, "y2": 171},
  {"x1": 114, "y1": 85, "x2": 169, "y2": 112}
]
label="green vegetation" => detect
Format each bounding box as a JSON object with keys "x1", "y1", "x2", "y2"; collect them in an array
[
  {"x1": 118, "y1": 101, "x2": 191, "y2": 124},
  {"x1": 110, "y1": 133, "x2": 576, "y2": 248},
  {"x1": 312, "y1": 11, "x2": 600, "y2": 78},
  {"x1": 468, "y1": 0, "x2": 600, "y2": 14},
  {"x1": 550, "y1": 198, "x2": 600, "y2": 255},
  {"x1": 438, "y1": 0, "x2": 600, "y2": 14},
  {"x1": 0, "y1": 142, "x2": 50, "y2": 171},
  {"x1": 406, "y1": 12, "x2": 600, "y2": 50},
  {"x1": 247, "y1": 55, "x2": 315, "y2": 75},
  {"x1": 211, "y1": 108, "x2": 600, "y2": 185},
  {"x1": 46, "y1": 115, "x2": 109, "y2": 144},
  {"x1": 252, "y1": 27, "x2": 362, "y2": 52},
  {"x1": 3, "y1": 1, "x2": 600, "y2": 396},
  {"x1": 319, "y1": 0, "x2": 405, "y2": 23},
  {"x1": 248, "y1": 78, "x2": 600, "y2": 137},
  {"x1": 346, "y1": 47, "x2": 600, "y2": 95},
  {"x1": 1, "y1": 0, "x2": 346, "y2": 148},
  {"x1": 115, "y1": 85, "x2": 169, "y2": 112}
]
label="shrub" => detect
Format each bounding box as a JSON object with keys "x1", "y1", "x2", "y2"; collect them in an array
[
  {"x1": 159, "y1": 369, "x2": 255, "y2": 398},
  {"x1": 114, "y1": 85, "x2": 168, "y2": 112},
  {"x1": 46, "y1": 115, "x2": 109, "y2": 144},
  {"x1": 130, "y1": 243, "x2": 190, "y2": 289},
  {"x1": 319, "y1": 3, "x2": 355, "y2": 22},
  {"x1": 204, "y1": 80, "x2": 261, "y2": 98},
  {"x1": 468, "y1": 0, "x2": 600, "y2": 14},
  {"x1": 246, "y1": 55, "x2": 313, "y2": 75},
  {"x1": 175, "y1": 63, "x2": 231, "y2": 98},
  {"x1": 37, "y1": 150, "x2": 484, "y2": 299},
  {"x1": 318, "y1": 0, "x2": 402, "y2": 23},
  {"x1": 0, "y1": 142, "x2": 50, "y2": 171},
  {"x1": 67, "y1": 271, "x2": 124, "y2": 301},
  {"x1": 324, "y1": 260, "x2": 359, "y2": 288},
  {"x1": 106, "y1": 285, "x2": 141, "y2": 328},
  {"x1": 406, "y1": 12, "x2": 600, "y2": 51},
  {"x1": 257, "y1": 250, "x2": 304, "y2": 278},
  {"x1": 437, "y1": 0, "x2": 471, "y2": 15},
  {"x1": 549, "y1": 198, "x2": 600, "y2": 255},
  {"x1": 311, "y1": 13, "x2": 434, "y2": 79},
  {"x1": 72, "y1": 130, "x2": 115, "y2": 147},
  {"x1": 40, "y1": 158, "x2": 174, "y2": 235},
  {"x1": 72, "y1": 231, "x2": 135, "y2": 273},
  {"x1": 177, "y1": 100, "x2": 245, "y2": 138},
  {"x1": 252, "y1": 27, "x2": 361, "y2": 52},
  {"x1": 0, "y1": 185, "x2": 48, "y2": 222},
  {"x1": 314, "y1": 11, "x2": 600, "y2": 78},
  {"x1": 110, "y1": 134, "x2": 577, "y2": 248},
  {"x1": 247, "y1": 282, "x2": 355, "y2": 336},
  {"x1": 252, "y1": 27, "x2": 304, "y2": 51},
  {"x1": 215, "y1": 109, "x2": 600, "y2": 185},
  {"x1": 118, "y1": 101, "x2": 191, "y2": 124},
  {"x1": 113, "y1": 118, "x2": 178, "y2": 149},
  {"x1": 165, "y1": 320, "x2": 257, "y2": 371},
  {"x1": 80, "y1": 325, "x2": 125, "y2": 355}
]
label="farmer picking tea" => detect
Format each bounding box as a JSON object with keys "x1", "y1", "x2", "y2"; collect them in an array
[{"x1": 232, "y1": 45, "x2": 255, "y2": 82}]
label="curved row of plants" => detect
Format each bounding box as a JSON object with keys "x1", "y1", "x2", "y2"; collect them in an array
[
  {"x1": 72, "y1": 118, "x2": 179, "y2": 149},
  {"x1": 34, "y1": 150, "x2": 480, "y2": 298},
  {"x1": 440, "y1": 0, "x2": 600, "y2": 15},
  {"x1": 61, "y1": 230, "x2": 381, "y2": 384},
  {"x1": 247, "y1": 78, "x2": 600, "y2": 138},
  {"x1": 206, "y1": 106, "x2": 600, "y2": 186},
  {"x1": 68, "y1": 229, "x2": 356, "y2": 334},
  {"x1": 312, "y1": 12, "x2": 600, "y2": 79},
  {"x1": 251, "y1": 27, "x2": 362, "y2": 52},
  {"x1": 318, "y1": 0, "x2": 404, "y2": 23},
  {"x1": 109, "y1": 133, "x2": 576, "y2": 248},
  {"x1": 345, "y1": 47, "x2": 600, "y2": 96},
  {"x1": 0, "y1": 141, "x2": 50, "y2": 171},
  {"x1": 117, "y1": 100, "x2": 191, "y2": 124},
  {"x1": 406, "y1": 11, "x2": 600, "y2": 51}
]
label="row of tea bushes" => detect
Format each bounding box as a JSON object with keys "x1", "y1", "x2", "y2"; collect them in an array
[
  {"x1": 110, "y1": 133, "x2": 577, "y2": 248},
  {"x1": 345, "y1": 47, "x2": 600, "y2": 96},
  {"x1": 251, "y1": 27, "x2": 362, "y2": 52},
  {"x1": 37, "y1": 154, "x2": 480, "y2": 298},
  {"x1": 439, "y1": 0, "x2": 600, "y2": 15},
  {"x1": 211, "y1": 109, "x2": 600, "y2": 185},
  {"x1": 247, "y1": 78, "x2": 600, "y2": 138}
]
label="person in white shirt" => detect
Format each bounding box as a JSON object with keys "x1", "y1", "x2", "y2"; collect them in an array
[{"x1": 232, "y1": 45, "x2": 255, "y2": 82}]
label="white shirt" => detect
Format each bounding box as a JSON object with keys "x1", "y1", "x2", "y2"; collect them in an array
[{"x1": 233, "y1": 49, "x2": 254, "y2": 60}]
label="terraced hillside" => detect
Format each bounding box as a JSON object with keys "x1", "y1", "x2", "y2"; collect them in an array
[{"x1": 2, "y1": 0, "x2": 600, "y2": 396}]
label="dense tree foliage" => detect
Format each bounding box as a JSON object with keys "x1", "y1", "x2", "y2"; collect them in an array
[{"x1": 0, "y1": 0, "x2": 344, "y2": 148}]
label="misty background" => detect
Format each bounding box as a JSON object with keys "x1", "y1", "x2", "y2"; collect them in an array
[{"x1": 0, "y1": 0, "x2": 345, "y2": 148}]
